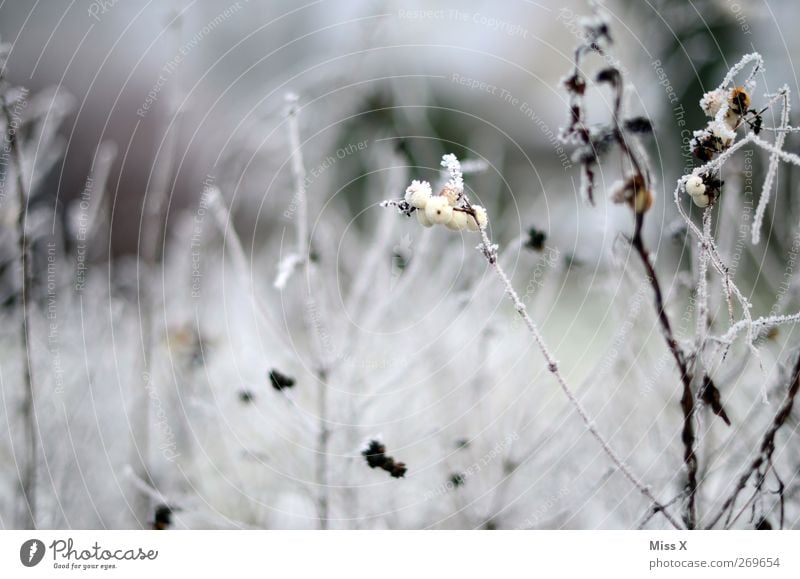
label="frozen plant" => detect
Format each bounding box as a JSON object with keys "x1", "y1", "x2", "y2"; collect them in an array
[
  {"x1": 382, "y1": 154, "x2": 487, "y2": 232},
  {"x1": 557, "y1": 7, "x2": 800, "y2": 529},
  {"x1": 382, "y1": 153, "x2": 683, "y2": 529}
]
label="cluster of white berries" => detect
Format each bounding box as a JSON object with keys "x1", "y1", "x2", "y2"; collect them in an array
[
  {"x1": 684, "y1": 174, "x2": 710, "y2": 208},
  {"x1": 401, "y1": 154, "x2": 488, "y2": 232}
]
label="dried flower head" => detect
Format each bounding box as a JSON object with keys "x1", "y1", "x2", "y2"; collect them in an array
[{"x1": 729, "y1": 86, "x2": 751, "y2": 115}]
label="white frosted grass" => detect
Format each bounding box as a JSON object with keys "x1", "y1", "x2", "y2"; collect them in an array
[{"x1": 752, "y1": 88, "x2": 791, "y2": 245}]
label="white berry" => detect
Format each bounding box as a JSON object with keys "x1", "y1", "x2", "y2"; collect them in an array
[
  {"x1": 417, "y1": 207, "x2": 434, "y2": 227},
  {"x1": 685, "y1": 175, "x2": 706, "y2": 198},
  {"x1": 405, "y1": 180, "x2": 432, "y2": 209},
  {"x1": 446, "y1": 209, "x2": 468, "y2": 231},
  {"x1": 425, "y1": 196, "x2": 453, "y2": 225}
]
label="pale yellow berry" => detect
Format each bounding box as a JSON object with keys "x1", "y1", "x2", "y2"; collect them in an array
[
  {"x1": 446, "y1": 209, "x2": 468, "y2": 231},
  {"x1": 685, "y1": 175, "x2": 706, "y2": 198},
  {"x1": 425, "y1": 196, "x2": 453, "y2": 225},
  {"x1": 417, "y1": 207, "x2": 434, "y2": 227}
]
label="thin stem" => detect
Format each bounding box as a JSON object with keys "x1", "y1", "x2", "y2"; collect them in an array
[
  {"x1": 316, "y1": 367, "x2": 330, "y2": 529},
  {"x1": 609, "y1": 70, "x2": 698, "y2": 527},
  {"x1": 630, "y1": 230, "x2": 698, "y2": 529},
  {"x1": 604, "y1": 63, "x2": 700, "y2": 526},
  {"x1": 3, "y1": 95, "x2": 37, "y2": 530},
  {"x1": 131, "y1": 111, "x2": 180, "y2": 527},
  {"x1": 478, "y1": 229, "x2": 683, "y2": 530},
  {"x1": 285, "y1": 94, "x2": 329, "y2": 529},
  {"x1": 709, "y1": 312, "x2": 800, "y2": 345}
]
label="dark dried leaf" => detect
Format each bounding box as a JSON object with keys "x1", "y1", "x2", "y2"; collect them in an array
[
  {"x1": 153, "y1": 504, "x2": 172, "y2": 530},
  {"x1": 595, "y1": 67, "x2": 621, "y2": 85},
  {"x1": 624, "y1": 117, "x2": 653, "y2": 134},
  {"x1": 269, "y1": 369, "x2": 296, "y2": 391},
  {"x1": 525, "y1": 227, "x2": 547, "y2": 252},
  {"x1": 700, "y1": 376, "x2": 731, "y2": 426},
  {"x1": 362, "y1": 440, "x2": 388, "y2": 469},
  {"x1": 449, "y1": 473, "x2": 465, "y2": 488}
]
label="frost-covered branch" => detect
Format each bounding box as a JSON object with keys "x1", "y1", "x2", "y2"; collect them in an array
[{"x1": 274, "y1": 93, "x2": 308, "y2": 290}]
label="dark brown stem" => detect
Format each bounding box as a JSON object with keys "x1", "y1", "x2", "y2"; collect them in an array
[
  {"x1": 608, "y1": 72, "x2": 698, "y2": 528},
  {"x1": 631, "y1": 232, "x2": 698, "y2": 529}
]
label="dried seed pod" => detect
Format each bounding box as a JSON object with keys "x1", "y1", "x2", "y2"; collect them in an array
[
  {"x1": 633, "y1": 187, "x2": 653, "y2": 214},
  {"x1": 612, "y1": 175, "x2": 652, "y2": 214}
]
